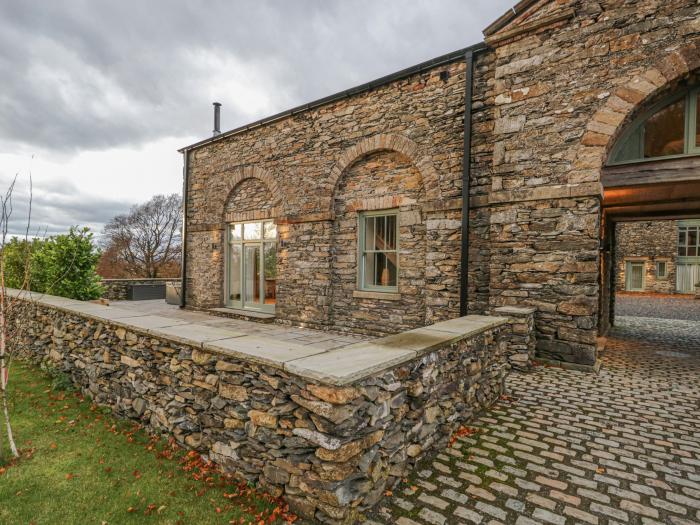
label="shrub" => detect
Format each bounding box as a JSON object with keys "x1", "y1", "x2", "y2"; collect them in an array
[
  {"x1": 1, "y1": 237, "x2": 43, "y2": 289},
  {"x1": 3, "y1": 226, "x2": 103, "y2": 300},
  {"x1": 32, "y1": 227, "x2": 103, "y2": 300}
]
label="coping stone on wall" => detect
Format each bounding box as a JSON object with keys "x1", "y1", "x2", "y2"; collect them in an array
[{"x1": 8, "y1": 288, "x2": 509, "y2": 387}]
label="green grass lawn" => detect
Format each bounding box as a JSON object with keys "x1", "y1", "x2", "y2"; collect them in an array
[{"x1": 0, "y1": 362, "x2": 295, "y2": 525}]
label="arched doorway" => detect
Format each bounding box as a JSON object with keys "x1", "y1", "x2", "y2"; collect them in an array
[
  {"x1": 600, "y1": 81, "x2": 700, "y2": 333},
  {"x1": 223, "y1": 177, "x2": 279, "y2": 313}
]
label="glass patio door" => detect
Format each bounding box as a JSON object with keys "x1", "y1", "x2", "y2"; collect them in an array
[{"x1": 227, "y1": 221, "x2": 277, "y2": 312}]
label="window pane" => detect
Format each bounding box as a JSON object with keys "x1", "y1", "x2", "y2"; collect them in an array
[
  {"x1": 365, "y1": 216, "x2": 376, "y2": 251},
  {"x1": 385, "y1": 215, "x2": 396, "y2": 250},
  {"x1": 263, "y1": 222, "x2": 277, "y2": 239},
  {"x1": 657, "y1": 262, "x2": 666, "y2": 277},
  {"x1": 263, "y1": 242, "x2": 277, "y2": 305},
  {"x1": 689, "y1": 246, "x2": 698, "y2": 257},
  {"x1": 679, "y1": 230, "x2": 686, "y2": 247},
  {"x1": 363, "y1": 252, "x2": 397, "y2": 288},
  {"x1": 696, "y1": 93, "x2": 700, "y2": 147},
  {"x1": 689, "y1": 228, "x2": 698, "y2": 248},
  {"x1": 614, "y1": 127, "x2": 643, "y2": 162},
  {"x1": 244, "y1": 245, "x2": 261, "y2": 304},
  {"x1": 230, "y1": 223, "x2": 242, "y2": 241},
  {"x1": 244, "y1": 222, "x2": 261, "y2": 240},
  {"x1": 644, "y1": 98, "x2": 685, "y2": 158},
  {"x1": 679, "y1": 246, "x2": 687, "y2": 256},
  {"x1": 229, "y1": 244, "x2": 241, "y2": 302}
]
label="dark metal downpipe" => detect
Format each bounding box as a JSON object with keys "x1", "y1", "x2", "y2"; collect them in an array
[{"x1": 180, "y1": 149, "x2": 189, "y2": 308}]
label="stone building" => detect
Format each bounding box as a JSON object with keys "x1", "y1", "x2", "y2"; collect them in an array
[
  {"x1": 615, "y1": 219, "x2": 700, "y2": 294},
  {"x1": 180, "y1": 0, "x2": 700, "y2": 368}
]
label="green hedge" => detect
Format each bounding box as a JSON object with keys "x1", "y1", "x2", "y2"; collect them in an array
[{"x1": 3, "y1": 227, "x2": 103, "y2": 301}]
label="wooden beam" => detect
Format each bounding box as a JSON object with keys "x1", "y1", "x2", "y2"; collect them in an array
[{"x1": 602, "y1": 156, "x2": 700, "y2": 188}]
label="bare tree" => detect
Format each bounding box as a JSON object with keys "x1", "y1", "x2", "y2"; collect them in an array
[
  {"x1": 102, "y1": 194, "x2": 182, "y2": 278},
  {"x1": 0, "y1": 174, "x2": 34, "y2": 460}
]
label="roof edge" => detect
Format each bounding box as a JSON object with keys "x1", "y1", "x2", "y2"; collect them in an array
[
  {"x1": 178, "y1": 41, "x2": 488, "y2": 153},
  {"x1": 482, "y1": 0, "x2": 542, "y2": 36}
]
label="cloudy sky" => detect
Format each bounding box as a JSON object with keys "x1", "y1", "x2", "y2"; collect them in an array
[{"x1": 0, "y1": 0, "x2": 513, "y2": 236}]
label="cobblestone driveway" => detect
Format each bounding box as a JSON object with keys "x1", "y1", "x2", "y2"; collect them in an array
[{"x1": 365, "y1": 315, "x2": 700, "y2": 525}]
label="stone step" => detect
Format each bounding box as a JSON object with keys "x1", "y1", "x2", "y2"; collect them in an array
[{"x1": 207, "y1": 307, "x2": 276, "y2": 323}]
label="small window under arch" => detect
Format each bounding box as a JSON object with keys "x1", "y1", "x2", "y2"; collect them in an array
[{"x1": 609, "y1": 86, "x2": 700, "y2": 165}]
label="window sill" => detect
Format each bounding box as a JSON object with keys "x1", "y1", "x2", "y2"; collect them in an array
[{"x1": 353, "y1": 290, "x2": 401, "y2": 301}]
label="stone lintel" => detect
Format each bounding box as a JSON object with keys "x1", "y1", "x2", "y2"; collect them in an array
[
  {"x1": 489, "y1": 182, "x2": 603, "y2": 205},
  {"x1": 276, "y1": 212, "x2": 334, "y2": 224},
  {"x1": 352, "y1": 290, "x2": 401, "y2": 301}
]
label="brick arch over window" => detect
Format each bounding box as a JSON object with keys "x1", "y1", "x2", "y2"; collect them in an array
[
  {"x1": 221, "y1": 166, "x2": 282, "y2": 222},
  {"x1": 575, "y1": 39, "x2": 700, "y2": 179},
  {"x1": 326, "y1": 134, "x2": 441, "y2": 212}
]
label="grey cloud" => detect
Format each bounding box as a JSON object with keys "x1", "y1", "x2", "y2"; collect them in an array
[
  {"x1": 0, "y1": 0, "x2": 512, "y2": 153},
  {"x1": 0, "y1": 174, "x2": 132, "y2": 237}
]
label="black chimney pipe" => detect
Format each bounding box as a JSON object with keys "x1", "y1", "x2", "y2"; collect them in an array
[{"x1": 213, "y1": 102, "x2": 222, "y2": 136}]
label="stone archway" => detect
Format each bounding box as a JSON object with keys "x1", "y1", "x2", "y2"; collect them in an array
[
  {"x1": 221, "y1": 165, "x2": 283, "y2": 222},
  {"x1": 576, "y1": 39, "x2": 700, "y2": 335},
  {"x1": 574, "y1": 38, "x2": 700, "y2": 177},
  {"x1": 326, "y1": 133, "x2": 442, "y2": 213},
  {"x1": 327, "y1": 135, "x2": 431, "y2": 335}
]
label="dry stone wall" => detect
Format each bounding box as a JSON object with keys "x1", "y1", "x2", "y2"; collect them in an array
[
  {"x1": 13, "y1": 296, "x2": 515, "y2": 524},
  {"x1": 615, "y1": 221, "x2": 677, "y2": 294}
]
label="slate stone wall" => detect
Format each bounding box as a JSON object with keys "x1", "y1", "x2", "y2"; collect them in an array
[
  {"x1": 184, "y1": 55, "x2": 493, "y2": 335},
  {"x1": 183, "y1": 0, "x2": 700, "y2": 364},
  {"x1": 13, "y1": 298, "x2": 511, "y2": 524},
  {"x1": 615, "y1": 221, "x2": 678, "y2": 293},
  {"x1": 485, "y1": 0, "x2": 699, "y2": 365},
  {"x1": 330, "y1": 150, "x2": 426, "y2": 335}
]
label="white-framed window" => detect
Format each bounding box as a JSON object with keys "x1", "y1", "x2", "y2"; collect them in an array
[
  {"x1": 656, "y1": 261, "x2": 668, "y2": 279},
  {"x1": 678, "y1": 224, "x2": 699, "y2": 257},
  {"x1": 358, "y1": 210, "x2": 398, "y2": 292},
  {"x1": 625, "y1": 261, "x2": 645, "y2": 291}
]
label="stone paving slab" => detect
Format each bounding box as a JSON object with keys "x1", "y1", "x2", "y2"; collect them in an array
[
  {"x1": 203, "y1": 335, "x2": 327, "y2": 367},
  {"x1": 365, "y1": 314, "x2": 700, "y2": 525},
  {"x1": 148, "y1": 323, "x2": 247, "y2": 345},
  {"x1": 111, "y1": 314, "x2": 191, "y2": 330}
]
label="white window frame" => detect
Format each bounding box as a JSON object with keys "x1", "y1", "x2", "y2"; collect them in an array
[
  {"x1": 656, "y1": 261, "x2": 668, "y2": 279},
  {"x1": 358, "y1": 209, "x2": 399, "y2": 293}
]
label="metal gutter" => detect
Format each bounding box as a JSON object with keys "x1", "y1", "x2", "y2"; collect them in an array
[
  {"x1": 179, "y1": 149, "x2": 189, "y2": 308},
  {"x1": 460, "y1": 48, "x2": 477, "y2": 317},
  {"x1": 178, "y1": 41, "x2": 488, "y2": 153}
]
